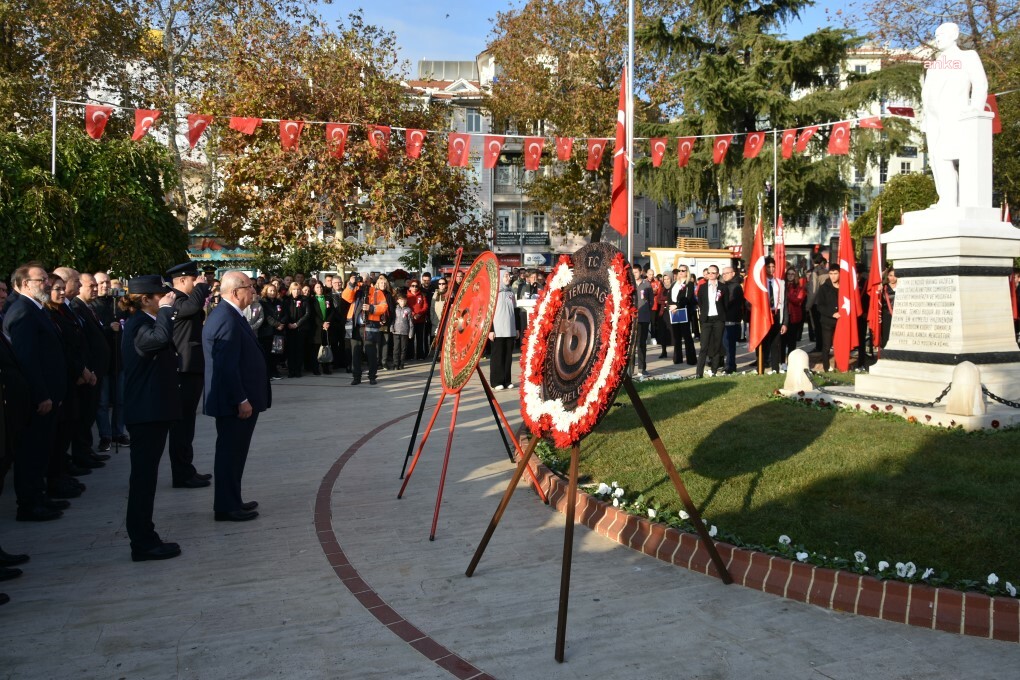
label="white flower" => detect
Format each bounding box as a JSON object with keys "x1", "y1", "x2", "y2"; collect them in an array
[
  {"x1": 903, "y1": 562, "x2": 916, "y2": 578},
  {"x1": 1006, "y1": 582, "x2": 1017, "y2": 598},
  {"x1": 796, "y1": 552, "x2": 809, "y2": 562},
  {"x1": 612, "y1": 498, "x2": 619, "y2": 507},
  {"x1": 611, "y1": 481, "x2": 619, "y2": 488},
  {"x1": 988, "y1": 573, "x2": 999, "y2": 586},
  {"x1": 647, "y1": 508, "x2": 656, "y2": 519},
  {"x1": 878, "y1": 561, "x2": 889, "y2": 572},
  {"x1": 854, "y1": 551, "x2": 867, "y2": 564},
  {"x1": 778, "y1": 535, "x2": 791, "y2": 546},
  {"x1": 708, "y1": 525, "x2": 718, "y2": 537},
  {"x1": 678, "y1": 510, "x2": 690, "y2": 521},
  {"x1": 921, "y1": 568, "x2": 935, "y2": 580},
  {"x1": 895, "y1": 562, "x2": 916, "y2": 578},
  {"x1": 596, "y1": 482, "x2": 611, "y2": 496},
  {"x1": 613, "y1": 487, "x2": 625, "y2": 498}
]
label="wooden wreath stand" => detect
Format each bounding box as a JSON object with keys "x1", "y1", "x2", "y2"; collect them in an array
[{"x1": 465, "y1": 374, "x2": 732, "y2": 662}]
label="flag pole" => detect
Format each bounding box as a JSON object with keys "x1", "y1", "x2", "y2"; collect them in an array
[
  {"x1": 772, "y1": 128, "x2": 778, "y2": 233},
  {"x1": 51, "y1": 97, "x2": 57, "y2": 176},
  {"x1": 626, "y1": 0, "x2": 635, "y2": 264}
]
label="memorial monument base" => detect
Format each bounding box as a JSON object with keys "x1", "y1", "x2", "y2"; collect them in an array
[{"x1": 850, "y1": 207, "x2": 1020, "y2": 423}]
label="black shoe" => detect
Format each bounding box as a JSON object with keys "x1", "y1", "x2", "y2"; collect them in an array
[
  {"x1": 659, "y1": 353, "x2": 668, "y2": 359},
  {"x1": 114, "y1": 435, "x2": 131, "y2": 447},
  {"x1": 350, "y1": 378, "x2": 361, "y2": 386},
  {"x1": 41, "y1": 499, "x2": 70, "y2": 511},
  {"x1": 90, "y1": 452, "x2": 111, "y2": 462},
  {"x1": 0, "y1": 567, "x2": 22, "y2": 582},
  {"x1": 131, "y1": 542, "x2": 181, "y2": 562},
  {"x1": 369, "y1": 378, "x2": 378, "y2": 385},
  {"x1": 215, "y1": 509, "x2": 259, "y2": 522},
  {"x1": 240, "y1": 500, "x2": 259, "y2": 511},
  {"x1": 48, "y1": 483, "x2": 82, "y2": 499},
  {"x1": 194, "y1": 473, "x2": 212, "y2": 481},
  {"x1": 73, "y1": 457, "x2": 104, "y2": 469},
  {"x1": 97, "y1": 438, "x2": 112, "y2": 453},
  {"x1": 16, "y1": 506, "x2": 63, "y2": 522},
  {"x1": 66, "y1": 464, "x2": 92, "y2": 477},
  {"x1": 0, "y1": 549, "x2": 29, "y2": 567},
  {"x1": 172, "y1": 476, "x2": 211, "y2": 489}
]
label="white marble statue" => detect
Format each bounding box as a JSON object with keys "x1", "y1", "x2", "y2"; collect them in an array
[{"x1": 920, "y1": 22, "x2": 989, "y2": 209}]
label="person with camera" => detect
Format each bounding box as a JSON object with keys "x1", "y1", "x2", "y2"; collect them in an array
[{"x1": 345, "y1": 275, "x2": 388, "y2": 385}]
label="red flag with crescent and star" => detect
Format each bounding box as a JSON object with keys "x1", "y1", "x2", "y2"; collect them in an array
[
  {"x1": 131, "y1": 109, "x2": 160, "y2": 141},
  {"x1": 586, "y1": 138, "x2": 608, "y2": 170},
  {"x1": 834, "y1": 210, "x2": 862, "y2": 371},
  {"x1": 887, "y1": 106, "x2": 914, "y2": 117},
  {"x1": 326, "y1": 123, "x2": 350, "y2": 159},
  {"x1": 368, "y1": 125, "x2": 390, "y2": 157},
  {"x1": 827, "y1": 121, "x2": 851, "y2": 155},
  {"x1": 229, "y1": 117, "x2": 262, "y2": 135},
  {"x1": 858, "y1": 116, "x2": 883, "y2": 129},
  {"x1": 867, "y1": 207, "x2": 884, "y2": 357},
  {"x1": 780, "y1": 128, "x2": 797, "y2": 159},
  {"x1": 986, "y1": 94, "x2": 1001, "y2": 134},
  {"x1": 744, "y1": 215, "x2": 773, "y2": 352},
  {"x1": 608, "y1": 69, "x2": 628, "y2": 237},
  {"x1": 712, "y1": 135, "x2": 734, "y2": 164},
  {"x1": 405, "y1": 128, "x2": 426, "y2": 159},
  {"x1": 447, "y1": 132, "x2": 470, "y2": 167},
  {"x1": 85, "y1": 105, "x2": 114, "y2": 140},
  {"x1": 649, "y1": 137, "x2": 668, "y2": 167},
  {"x1": 279, "y1": 120, "x2": 304, "y2": 151},
  {"x1": 483, "y1": 135, "x2": 505, "y2": 169},
  {"x1": 796, "y1": 125, "x2": 818, "y2": 153},
  {"x1": 743, "y1": 131, "x2": 766, "y2": 159},
  {"x1": 523, "y1": 136, "x2": 544, "y2": 170},
  {"x1": 555, "y1": 137, "x2": 573, "y2": 161},
  {"x1": 187, "y1": 114, "x2": 213, "y2": 149},
  {"x1": 677, "y1": 137, "x2": 696, "y2": 167}
]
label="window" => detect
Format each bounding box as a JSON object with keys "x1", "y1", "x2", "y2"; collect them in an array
[
  {"x1": 854, "y1": 64, "x2": 867, "y2": 74},
  {"x1": 734, "y1": 209, "x2": 744, "y2": 228},
  {"x1": 644, "y1": 216, "x2": 651, "y2": 238},
  {"x1": 711, "y1": 223, "x2": 719, "y2": 241},
  {"x1": 900, "y1": 146, "x2": 918, "y2": 158},
  {"x1": 494, "y1": 165, "x2": 514, "y2": 191},
  {"x1": 531, "y1": 212, "x2": 546, "y2": 233},
  {"x1": 854, "y1": 167, "x2": 865, "y2": 184},
  {"x1": 879, "y1": 161, "x2": 888, "y2": 184},
  {"x1": 852, "y1": 202, "x2": 866, "y2": 220},
  {"x1": 695, "y1": 224, "x2": 707, "y2": 239},
  {"x1": 517, "y1": 210, "x2": 527, "y2": 231},
  {"x1": 465, "y1": 108, "x2": 482, "y2": 133},
  {"x1": 634, "y1": 212, "x2": 642, "y2": 235},
  {"x1": 900, "y1": 161, "x2": 912, "y2": 174},
  {"x1": 496, "y1": 209, "x2": 512, "y2": 232}
]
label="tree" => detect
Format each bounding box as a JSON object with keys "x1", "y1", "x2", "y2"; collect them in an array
[
  {"x1": 989, "y1": 24, "x2": 1019, "y2": 215},
  {"x1": 847, "y1": 0, "x2": 1018, "y2": 56},
  {"x1": 850, "y1": 172, "x2": 937, "y2": 240},
  {"x1": 638, "y1": 0, "x2": 922, "y2": 260}
]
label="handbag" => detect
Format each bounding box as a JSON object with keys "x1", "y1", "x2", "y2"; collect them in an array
[
  {"x1": 271, "y1": 334, "x2": 285, "y2": 354},
  {"x1": 317, "y1": 330, "x2": 334, "y2": 364}
]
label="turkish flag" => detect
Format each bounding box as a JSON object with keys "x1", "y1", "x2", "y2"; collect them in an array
[
  {"x1": 744, "y1": 216, "x2": 773, "y2": 352},
  {"x1": 84, "y1": 105, "x2": 113, "y2": 140},
  {"x1": 858, "y1": 116, "x2": 883, "y2": 129},
  {"x1": 524, "y1": 136, "x2": 544, "y2": 171},
  {"x1": 326, "y1": 123, "x2": 350, "y2": 159},
  {"x1": 187, "y1": 114, "x2": 213, "y2": 149},
  {"x1": 279, "y1": 120, "x2": 304, "y2": 151},
  {"x1": 483, "y1": 135, "x2": 505, "y2": 169},
  {"x1": 780, "y1": 128, "x2": 796, "y2": 159},
  {"x1": 827, "y1": 121, "x2": 851, "y2": 155},
  {"x1": 774, "y1": 213, "x2": 786, "y2": 273},
  {"x1": 608, "y1": 69, "x2": 628, "y2": 238},
  {"x1": 555, "y1": 137, "x2": 573, "y2": 161},
  {"x1": 985, "y1": 94, "x2": 1001, "y2": 134},
  {"x1": 866, "y1": 208, "x2": 884, "y2": 357},
  {"x1": 1005, "y1": 202, "x2": 1012, "y2": 223},
  {"x1": 229, "y1": 117, "x2": 262, "y2": 135},
  {"x1": 649, "y1": 137, "x2": 668, "y2": 167},
  {"x1": 743, "y1": 131, "x2": 766, "y2": 159},
  {"x1": 368, "y1": 125, "x2": 390, "y2": 157},
  {"x1": 1010, "y1": 272, "x2": 1018, "y2": 321},
  {"x1": 447, "y1": 132, "x2": 470, "y2": 167},
  {"x1": 405, "y1": 128, "x2": 426, "y2": 159},
  {"x1": 887, "y1": 106, "x2": 914, "y2": 117},
  {"x1": 712, "y1": 135, "x2": 733, "y2": 165},
  {"x1": 834, "y1": 211, "x2": 862, "y2": 371},
  {"x1": 795, "y1": 126, "x2": 818, "y2": 153},
  {"x1": 677, "y1": 137, "x2": 696, "y2": 167},
  {"x1": 586, "y1": 138, "x2": 608, "y2": 170},
  {"x1": 131, "y1": 109, "x2": 160, "y2": 141}
]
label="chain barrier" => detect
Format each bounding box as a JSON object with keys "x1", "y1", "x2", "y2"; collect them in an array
[
  {"x1": 981, "y1": 387, "x2": 1020, "y2": 409},
  {"x1": 802, "y1": 369, "x2": 954, "y2": 409}
]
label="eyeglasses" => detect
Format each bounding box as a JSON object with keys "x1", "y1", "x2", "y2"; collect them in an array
[
  {"x1": 409, "y1": 284, "x2": 419, "y2": 288},
  {"x1": 678, "y1": 269, "x2": 688, "y2": 273}
]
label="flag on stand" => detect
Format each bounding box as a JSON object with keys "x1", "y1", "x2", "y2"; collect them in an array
[
  {"x1": 866, "y1": 208, "x2": 884, "y2": 357},
  {"x1": 608, "y1": 69, "x2": 628, "y2": 238},
  {"x1": 774, "y1": 212, "x2": 786, "y2": 273},
  {"x1": 1004, "y1": 202, "x2": 1012, "y2": 223},
  {"x1": 745, "y1": 216, "x2": 773, "y2": 352},
  {"x1": 834, "y1": 210, "x2": 862, "y2": 371},
  {"x1": 986, "y1": 94, "x2": 1001, "y2": 134},
  {"x1": 131, "y1": 109, "x2": 160, "y2": 141},
  {"x1": 85, "y1": 105, "x2": 114, "y2": 139}
]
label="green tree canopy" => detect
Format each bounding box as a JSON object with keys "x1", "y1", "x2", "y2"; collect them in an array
[{"x1": 850, "y1": 172, "x2": 937, "y2": 240}]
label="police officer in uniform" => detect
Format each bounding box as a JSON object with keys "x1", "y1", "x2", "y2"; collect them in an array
[{"x1": 165, "y1": 262, "x2": 212, "y2": 489}]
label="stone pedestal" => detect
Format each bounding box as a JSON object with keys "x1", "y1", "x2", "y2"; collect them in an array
[{"x1": 854, "y1": 208, "x2": 1020, "y2": 403}]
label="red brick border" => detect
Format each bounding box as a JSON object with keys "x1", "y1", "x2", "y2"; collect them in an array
[{"x1": 524, "y1": 454, "x2": 1020, "y2": 644}]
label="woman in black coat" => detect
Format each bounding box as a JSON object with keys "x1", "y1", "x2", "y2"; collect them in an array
[
  {"x1": 307, "y1": 281, "x2": 337, "y2": 375},
  {"x1": 281, "y1": 282, "x2": 310, "y2": 378},
  {"x1": 813, "y1": 267, "x2": 840, "y2": 372},
  {"x1": 258, "y1": 283, "x2": 284, "y2": 379}
]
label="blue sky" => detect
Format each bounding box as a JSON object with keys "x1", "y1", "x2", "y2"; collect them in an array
[{"x1": 317, "y1": 1, "x2": 858, "y2": 72}]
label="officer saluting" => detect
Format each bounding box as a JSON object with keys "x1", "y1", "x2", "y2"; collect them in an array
[{"x1": 165, "y1": 262, "x2": 213, "y2": 489}]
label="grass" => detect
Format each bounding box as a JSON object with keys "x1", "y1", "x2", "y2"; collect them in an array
[{"x1": 544, "y1": 374, "x2": 1020, "y2": 587}]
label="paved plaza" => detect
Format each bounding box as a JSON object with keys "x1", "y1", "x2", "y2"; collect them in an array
[{"x1": 1, "y1": 343, "x2": 1018, "y2": 679}]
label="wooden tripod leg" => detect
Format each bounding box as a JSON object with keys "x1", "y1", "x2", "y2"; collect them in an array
[
  {"x1": 554, "y1": 443, "x2": 580, "y2": 663},
  {"x1": 465, "y1": 434, "x2": 540, "y2": 577},
  {"x1": 475, "y1": 366, "x2": 549, "y2": 504},
  {"x1": 429, "y1": 391, "x2": 461, "y2": 541},
  {"x1": 397, "y1": 391, "x2": 447, "y2": 499},
  {"x1": 622, "y1": 377, "x2": 733, "y2": 585},
  {"x1": 475, "y1": 367, "x2": 516, "y2": 465}
]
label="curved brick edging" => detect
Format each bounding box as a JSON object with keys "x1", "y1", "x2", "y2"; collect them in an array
[
  {"x1": 314, "y1": 413, "x2": 495, "y2": 680},
  {"x1": 522, "y1": 450, "x2": 1020, "y2": 644}
]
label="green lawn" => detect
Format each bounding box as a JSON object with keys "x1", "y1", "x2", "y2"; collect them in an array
[{"x1": 548, "y1": 375, "x2": 1020, "y2": 588}]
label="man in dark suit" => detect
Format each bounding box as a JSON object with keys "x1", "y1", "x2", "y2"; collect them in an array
[
  {"x1": 695, "y1": 265, "x2": 727, "y2": 378},
  {"x1": 631, "y1": 265, "x2": 652, "y2": 376},
  {"x1": 202, "y1": 271, "x2": 270, "y2": 522},
  {"x1": 721, "y1": 266, "x2": 745, "y2": 374},
  {"x1": 2, "y1": 264, "x2": 68, "y2": 521},
  {"x1": 166, "y1": 262, "x2": 213, "y2": 489},
  {"x1": 761, "y1": 257, "x2": 789, "y2": 373}
]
